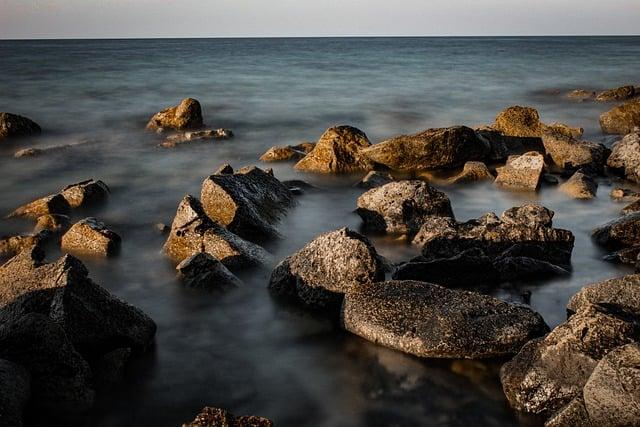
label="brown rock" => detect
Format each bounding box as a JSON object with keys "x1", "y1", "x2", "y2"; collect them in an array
[
  {"x1": 182, "y1": 406, "x2": 273, "y2": 427},
  {"x1": 592, "y1": 211, "x2": 640, "y2": 250},
  {"x1": 448, "y1": 161, "x2": 494, "y2": 184},
  {"x1": 7, "y1": 193, "x2": 70, "y2": 219},
  {"x1": 495, "y1": 152, "x2": 545, "y2": 191},
  {"x1": 356, "y1": 170, "x2": 394, "y2": 189},
  {"x1": 0, "y1": 234, "x2": 42, "y2": 260},
  {"x1": 474, "y1": 126, "x2": 545, "y2": 162},
  {"x1": 559, "y1": 171, "x2": 598, "y2": 199},
  {"x1": 60, "y1": 179, "x2": 110, "y2": 209},
  {"x1": 493, "y1": 106, "x2": 542, "y2": 138},
  {"x1": 0, "y1": 112, "x2": 41, "y2": 140},
  {"x1": 541, "y1": 128, "x2": 607, "y2": 172},
  {"x1": 159, "y1": 128, "x2": 233, "y2": 148},
  {"x1": 610, "y1": 187, "x2": 640, "y2": 202},
  {"x1": 623, "y1": 200, "x2": 640, "y2": 215},
  {"x1": 61, "y1": 217, "x2": 121, "y2": 257},
  {"x1": 600, "y1": 100, "x2": 640, "y2": 134},
  {"x1": 566, "y1": 89, "x2": 596, "y2": 102},
  {"x1": 543, "y1": 122, "x2": 584, "y2": 140},
  {"x1": 294, "y1": 125, "x2": 372, "y2": 173},
  {"x1": 567, "y1": 273, "x2": 640, "y2": 316},
  {"x1": 146, "y1": 98, "x2": 203, "y2": 131},
  {"x1": 596, "y1": 85, "x2": 637, "y2": 102},
  {"x1": 34, "y1": 214, "x2": 70, "y2": 233},
  {"x1": 607, "y1": 131, "x2": 640, "y2": 183}
]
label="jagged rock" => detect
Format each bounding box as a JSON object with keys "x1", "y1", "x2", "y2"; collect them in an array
[
  {"x1": 592, "y1": 212, "x2": 640, "y2": 252},
  {"x1": 541, "y1": 128, "x2": 608, "y2": 172},
  {"x1": 200, "y1": 166, "x2": 293, "y2": 240},
  {"x1": 342, "y1": 280, "x2": 548, "y2": 359},
  {"x1": 0, "y1": 112, "x2": 41, "y2": 140},
  {"x1": 34, "y1": 214, "x2": 70, "y2": 233},
  {"x1": 356, "y1": 171, "x2": 394, "y2": 188},
  {"x1": 159, "y1": 128, "x2": 233, "y2": 148},
  {"x1": 596, "y1": 85, "x2": 637, "y2": 102},
  {"x1": 8, "y1": 193, "x2": 70, "y2": 219},
  {"x1": 60, "y1": 179, "x2": 110, "y2": 208},
  {"x1": 163, "y1": 195, "x2": 270, "y2": 268},
  {"x1": 294, "y1": 125, "x2": 372, "y2": 173},
  {"x1": 356, "y1": 180, "x2": 454, "y2": 235},
  {"x1": 268, "y1": 228, "x2": 386, "y2": 309},
  {"x1": 610, "y1": 187, "x2": 640, "y2": 202},
  {"x1": 182, "y1": 406, "x2": 273, "y2": 427},
  {"x1": 0, "y1": 234, "x2": 42, "y2": 260},
  {"x1": 607, "y1": 131, "x2": 640, "y2": 183},
  {"x1": 214, "y1": 163, "x2": 234, "y2": 175},
  {"x1": 600, "y1": 100, "x2": 640, "y2": 134},
  {"x1": 176, "y1": 252, "x2": 242, "y2": 289},
  {"x1": 448, "y1": 161, "x2": 494, "y2": 184},
  {"x1": 543, "y1": 122, "x2": 584, "y2": 140},
  {"x1": 361, "y1": 126, "x2": 488, "y2": 171},
  {"x1": 259, "y1": 142, "x2": 314, "y2": 162},
  {"x1": 493, "y1": 106, "x2": 542, "y2": 138},
  {"x1": 495, "y1": 152, "x2": 545, "y2": 191},
  {"x1": 0, "y1": 359, "x2": 30, "y2": 427},
  {"x1": 61, "y1": 217, "x2": 121, "y2": 257},
  {"x1": 146, "y1": 98, "x2": 203, "y2": 131},
  {"x1": 566, "y1": 89, "x2": 596, "y2": 102},
  {"x1": 559, "y1": 170, "x2": 598, "y2": 199}
]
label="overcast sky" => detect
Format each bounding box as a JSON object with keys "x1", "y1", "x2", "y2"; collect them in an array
[{"x1": 1, "y1": 0, "x2": 639, "y2": 39}]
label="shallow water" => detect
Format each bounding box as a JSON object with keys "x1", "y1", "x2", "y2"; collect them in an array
[{"x1": 1, "y1": 36, "x2": 639, "y2": 426}]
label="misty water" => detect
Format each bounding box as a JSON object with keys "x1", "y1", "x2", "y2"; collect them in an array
[{"x1": 1, "y1": 37, "x2": 639, "y2": 426}]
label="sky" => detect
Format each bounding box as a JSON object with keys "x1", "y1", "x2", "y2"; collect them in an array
[{"x1": 1, "y1": 0, "x2": 639, "y2": 39}]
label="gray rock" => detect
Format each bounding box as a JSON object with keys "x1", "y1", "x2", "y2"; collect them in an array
[
  {"x1": 146, "y1": 98, "x2": 203, "y2": 131},
  {"x1": 541, "y1": 128, "x2": 608, "y2": 172},
  {"x1": 607, "y1": 131, "x2": 640, "y2": 183},
  {"x1": 559, "y1": 170, "x2": 598, "y2": 199},
  {"x1": 495, "y1": 152, "x2": 545, "y2": 191},
  {"x1": 600, "y1": 100, "x2": 640, "y2": 135},
  {"x1": 0, "y1": 112, "x2": 41, "y2": 140},
  {"x1": 176, "y1": 252, "x2": 242, "y2": 289},
  {"x1": 61, "y1": 217, "x2": 121, "y2": 257},
  {"x1": 0, "y1": 359, "x2": 30, "y2": 427},
  {"x1": 544, "y1": 398, "x2": 592, "y2": 427}
]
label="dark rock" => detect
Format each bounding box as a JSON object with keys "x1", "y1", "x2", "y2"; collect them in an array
[
  {"x1": 541, "y1": 128, "x2": 608, "y2": 172},
  {"x1": 214, "y1": 163, "x2": 234, "y2": 175},
  {"x1": 607, "y1": 131, "x2": 640, "y2": 183},
  {"x1": 493, "y1": 106, "x2": 542, "y2": 138},
  {"x1": 93, "y1": 347, "x2": 131, "y2": 386},
  {"x1": 342, "y1": 280, "x2": 548, "y2": 358},
  {"x1": 0, "y1": 359, "x2": 30, "y2": 427},
  {"x1": 259, "y1": 145, "x2": 306, "y2": 162},
  {"x1": 182, "y1": 406, "x2": 273, "y2": 427},
  {"x1": 592, "y1": 212, "x2": 640, "y2": 250},
  {"x1": 567, "y1": 274, "x2": 640, "y2": 316},
  {"x1": 356, "y1": 171, "x2": 394, "y2": 189},
  {"x1": 600, "y1": 100, "x2": 640, "y2": 135},
  {"x1": 146, "y1": 98, "x2": 203, "y2": 131},
  {"x1": 294, "y1": 125, "x2": 372, "y2": 173},
  {"x1": 559, "y1": 170, "x2": 598, "y2": 199},
  {"x1": 61, "y1": 217, "x2": 121, "y2": 257},
  {"x1": 60, "y1": 179, "x2": 110, "y2": 208},
  {"x1": 543, "y1": 122, "x2": 584, "y2": 140},
  {"x1": 0, "y1": 112, "x2": 41, "y2": 140},
  {"x1": 356, "y1": 180, "x2": 454, "y2": 235},
  {"x1": 176, "y1": 252, "x2": 242, "y2": 289},
  {"x1": 0, "y1": 233, "x2": 42, "y2": 260},
  {"x1": 544, "y1": 398, "x2": 592, "y2": 427},
  {"x1": 495, "y1": 152, "x2": 545, "y2": 191},
  {"x1": 596, "y1": 85, "x2": 637, "y2": 102},
  {"x1": 543, "y1": 174, "x2": 560, "y2": 184},
  {"x1": 447, "y1": 161, "x2": 494, "y2": 184},
  {"x1": 474, "y1": 126, "x2": 544, "y2": 162}
]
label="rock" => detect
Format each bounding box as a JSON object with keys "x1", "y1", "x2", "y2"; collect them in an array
[
  {"x1": 0, "y1": 359, "x2": 30, "y2": 427},
  {"x1": 596, "y1": 85, "x2": 637, "y2": 102},
  {"x1": 356, "y1": 180, "x2": 454, "y2": 235},
  {"x1": 34, "y1": 214, "x2": 70, "y2": 233},
  {"x1": 543, "y1": 122, "x2": 584, "y2": 140},
  {"x1": 600, "y1": 100, "x2": 640, "y2": 134},
  {"x1": 260, "y1": 145, "x2": 308, "y2": 162},
  {"x1": 623, "y1": 200, "x2": 640, "y2": 215},
  {"x1": 61, "y1": 217, "x2": 122, "y2": 257},
  {"x1": 356, "y1": 171, "x2": 394, "y2": 188},
  {"x1": 544, "y1": 398, "x2": 592, "y2": 427},
  {"x1": 582, "y1": 343, "x2": 640, "y2": 426},
  {"x1": 592, "y1": 212, "x2": 640, "y2": 250},
  {"x1": 214, "y1": 163, "x2": 234, "y2": 175},
  {"x1": 475, "y1": 126, "x2": 544, "y2": 162},
  {"x1": 201, "y1": 166, "x2": 293, "y2": 240},
  {"x1": 146, "y1": 98, "x2": 203, "y2": 131},
  {"x1": 14, "y1": 147, "x2": 44, "y2": 157},
  {"x1": 541, "y1": 128, "x2": 608, "y2": 172},
  {"x1": 0, "y1": 234, "x2": 42, "y2": 260},
  {"x1": 559, "y1": 170, "x2": 598, "y2": 199},
  {"x1": 0, "y1": 112, "x2": 41, "y2": 140},
  {"x1": 159, "y1": 128, "x2": 233, "y2": 148},
  {"x1": 566, "y1": 274, "x2": 640, "y2": 316},
  {"x1": 566, "y1": 89, "x2": 596, "y2": 102},
  {"x1": 294, "y1": 141, "x2": 316, "y2": 153},
  {"x1": 182, "y1": 407, "x2": 273, "y2": 427},
  {"x1": 607, "y1": 131, "x2": 640, "y2": 183},
  {"x1": 361, "y1": 126, "x2": 488, "y2": 171},
  {"x1": 268, "y1": 228, "x2": 386, "y2": 309},
  {"x1": 93, "y1": 347, "x2": 131, "y2": 386},
  {"x1": 342, "y1": 280, "x2": 548, "y2": 359},
  {"x1": 610, "y1": 187, "x2": 640, "y2": 202},
  {"x1": 495, "y1": 152, "x2": 545, "y2": 191},
  {"x1": 176, "y1": 252, "x2": 242, "y2": 289},
  {"x1": 163, "y1": 195, "x2": 270, "y2": 268},
  {"x1": 294, "y1": 125, "x2": 372, "y2": 173},
  {"x1": 8, "y1": 193, "x2": 70, "y2": 219},
  {"x1": 493, "y1": 106, "x2": 542, "y2": 138},
  {"x1": 447, "y1": 161, "x2": 494, "y2": 184}
]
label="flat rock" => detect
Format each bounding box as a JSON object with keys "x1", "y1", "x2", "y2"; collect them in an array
[
  {"x1": 607, "y1": 131, "x2": 640, "y2": 183},
  {"x1": 61, "y1": 217, "x2": 121, "y2": 257},
  {"x1": 294, "y1": 125, "x2": 372, "y2": 173},
  {"x1": 559, "y1": 170, "x2": 598, "y2": 199},
  {"x1": 176, "y1": 252, "x2": 242, "y2": 289},
  {"x1": 541, "y1": 128, "x2": 608, "y2": 172},
  {"x1": 0, "y1": 112, "x2": 41, "y2": 140},
  {"x1": 0, "y1": 359, "x2": 30, "y2": 427},
  {"x1": 182, "y1": 406, "x2": 273, "y2": 427},
  {"x1": 342, "y1": 280, "x2": 548, "y2": 358},
  {"x1": 146, "y1": 98, "x2": 203, "y2": 131},
  {"x1": 600, "y1": 100, "x2": 640, "y2": 135},
  {"x1": 356, "y1": 180, "x2": 454, "y2": 235},
  {"x1": 493, "y1": 106, "x2": 542, "y2": 138},
  {"x1": 447, "y1": 161, "x2": 494, "y2": 184},
  {"x1": 495, "y1": 152, "x2": 545, "y2": 191},
  {"x1": 596, "y1": 85, "x2": 637, "y2": 102},
  {"x1": 356, "y1": 170, "x2": 394, "y2": 188}
]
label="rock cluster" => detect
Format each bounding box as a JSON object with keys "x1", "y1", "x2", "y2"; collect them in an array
[
  {"x1": 541, "y1": 127, "x2": 608, "y2": 172},
  {"x1": 294, "y1": 125, "x2": 372, "y2": 173},
  {"x1": 0, "y1": 112, "x2": 41, "y2": 140}
]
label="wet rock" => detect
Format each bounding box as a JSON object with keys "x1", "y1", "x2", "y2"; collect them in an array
[
  {"x1": 559, "y1": 170, "x2": 598, "y2": 199},
  {"x1": 495, "y1": 152, "x2": 545, "y2": 191},
  {"x1": 607, "y1": 131, "x2": 640, "y2": 183},
  {"x1": 294, "y1": 125, "x2": 372, "y2": 173},
  {"x1": 356, "y1": 180, "x2": 454, "y2": 235},
  {"x1": 342, "y1": 280, "x2": 548, "y2": 359},
  {"x1": 566, "y1": 89, "x2": 596, "y2": 102},
  {"x1": 361, "y1": 126, "x2": 488, "y2": 171},
  {"x1": 596, "y1": 85, "x2": 637, "y2": 102},
  {"x1": 163, "y1": 195, "x2": 270, "y2": 268},
  {"x1": 356, "y1": 171, "x2": 394, "y2": 189},
  {"x1": 610, "y1": 187, "x2": 640, "y2": 202},
  {"x1": 567, "y1": 273, "x2": 640, "y2": 315},
  {"x1": 159, "y1": 128, "x2": 233, "y2": 148},
  {"x1": 268, "y1": 228, "x2": 386, "y2": 309},
  {"x1": 493, "y1": 106, "x2": 542, "y2": 138},
  {"x1": 623, "y1": 200, "x2": 640, "y2": 215},
  {"x1": 543, "y1": 174, "x2": 559, "y2": 185},
  {"x1": 8, "y1": 193, "x2": 71, "y2": 219},
  {"x1": 541, "y1": 128, "x2": 608, "y2": 172},
  {"x1": 0, "y1": 233, "x2": 42, "y2": 260},
  {"x1": 0, "y1": 112, "x2": 41, "y2": 140},
  {"x1": 146, "y1": 98, "x2": 203, "y2": 131},
  {"x1": 600, "y1": 100, "x2": 640, "y2": 134},
  {"x1": 182, "y1": 406, "x2": 273, "y2": 427},
  {"x1": 592, "y1": 211, "x2": 640, "y2": 251},
  {"x1": 475, "y1": 126, "x2": 544, "y2": 162},
  {"x1": 176, "y1": 252, "x2": 242, "y2": 289},
  {"x1": 281, "y1": 179, "x2": 315, "y2": 195},
  {"x1": 34, "y1": 213, "x2": 70, "y2": 233},
  {"x1": 448, "y1": 161, "x2": 494, "y2": 184},
  {"x1": 259, "y1": 143, "x2": 313, "y2": 162},
  {"x1": 0, "y1": 359, "x2": 30, "y2": 427},
  {"x1": 61, "y1": 217, "x2": 122, "y2": 257},
  {"x1": 543, "y1": 122, "x2": 584, "y2": 140},
  {"x1": 201, "y1": 166, "x2": 293, "y2": 240}
]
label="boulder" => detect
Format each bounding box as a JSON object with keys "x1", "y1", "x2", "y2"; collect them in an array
[
  {"x1": 8, "y1": 193, "x2": 70, "y2": 219},
  {"x1": 159, "y1": 128, "x2": 233, "y2": 148},
  {"x1": 182, "y1": 407, "x2": 273, "y2": 427},
  {"x1": 596, "y1": 85, "x2": 637, "y2": 102},
  {"x1": 356, "y1": 180, "x2": 454, "y2": 235},
  {"x1": 34, "y1": 213, "x2": 70, "y2": 233},
  {"x1": 61, "y1": 217, "x2": 122, "y2": 257},
  {"x1": 600, "y1": 100, "x2": 640, "y2": 134},
  {"x1": 0, "y1": 112, "x2": 41, "y2": 140},
  {"x1": 361, "y1": 126, "x2": 488, "y2": 171},
  {"x1": 176, "y1": 252, "x2": 242, "y2": 289},
  {"x1": 566, "y1": 89, "x2": 596, "y2": 102},
  {"x1": 268, "y1": 228, "x2": 386, "y2": 309},
  {"x1": 294, "y1": 125, "x2": 372, "y2": 173},
  {"x1": 543, "y1": 122, "x2": 584, "y2": 140},
  {"x1": 541, "y1": 128, "x2": 608, "y2": 172},
  {"x1": 341, "y1": 280, "x2": 548, "y2": 359},
  {"x1": 0, "y1": 359, "x2": 30, "y2": 427},
  {"x1": 163, "y1": 195, "x2": 270, "y2": 268},
  {"x1": 200, "y1": 166, "x2": 293, "y2": 240},
  {"x1": 493, "y1": 106, "x2": 542, "y2": 138},
  {"x1": 475, "y1": 126, "x2": 544, "y2": 162},
  {"x1": 356, "y1": 171, "x2": 394, "y2": 189},
  {"x1": 592, "y1": 212, "x2": 640, "y2": 251},
  {"x1": 607, "y1": 131, "x2": 640, "y2": 183},
  {"x1": 559, "y1": 170, "x2": 598, "y2": 199},
  {"x1": 214, "y1": 163, "x2": 234, "y2": 175},
  {"x1": 447, "y1": 161, "x2": 494, "y2": 184},
  {"x1": 495, "y1": 152, "x2": 545, "y2": 191},
  {"x1": 146, "y1": 98, "x2": 203, "y2": 131},
  {"x1": 0, "y1": 233, "x2": 42, "y2": 260}
]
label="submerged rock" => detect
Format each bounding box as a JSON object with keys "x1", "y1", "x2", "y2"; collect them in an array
[
  {"x1": 566, "y1": 89, "x2": 596, "y2": 102},
  {"x1": 495, "y1": 152, "x2": 545, "y2": 191},
  {"x1": 182, "y1": 406, "x2": 273, "y2": 427},
  {"x1": 447, "y1": 161, "x2": 494, "y2": 184},
  {"x1": 607, "y1": 131, "x2": 640, "y2": 183},
  {"x1": 176, "y1": 252, "x2": 242, "y2": 289},
  {"x1": 493, "y1": 106, "x2": 542, "y2": 138},
  {"x1": 559, "y1": 170, "x2": 598, "y2": 199},
  {"x1": 0, "y1": 112, "x2": 41, "y2": 140},
  {"x1": 159, "y1": 128, "x2": 233, "y2": 148},
  {"x1": 356, "y1": 180, "x2": 454, "y2": 235},
  {"x1": 600, "y1": 100, "x2": 640, "y2": 135},
  {"x1": 610, "y1": 187, "x2": 640, "y2": 202},
  {"x1": 596, "y1": 85, "x2": 637, "y2": 102},
  {"x1": 541, "y1": 128, "x2": 608, "y2": 172},
  {"x1": 0, "y1": 359, "x2": 30, "y2": 427},
  {"x1": 342, "y1": 280, "x2": 548, "y2": 359},
  {"x1": 146, "y1": 98, "x2": 203, "y2": 131},
  {"x1": 294, "y1": 125, "x2": 372, "y2": 173},
  {"x1": 61, "y1": 217, "x2": 121, "y2": 257},
  {"x1": 356, "y1": 170, "x2": 394, "y2": 189}
]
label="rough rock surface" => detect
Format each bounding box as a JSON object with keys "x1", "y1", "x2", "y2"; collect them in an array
[
  {"x1": 610, "y1": 187, "x2": 640, "y2": 202},
  {"x1": 0, "y1": 233, "x2": 42, "y2": 260},
  {"x1": 0, "y1": 112, "x2": 41, "y2": 140},
  {"x1": 361, "y1": 126, "x2": 488, "y2": 171},
  {"x1": 544, "y1": 398, "x2": 592, "y2": 427},
  {"x1": 493, "y1": 106, "x2": 542, "y2": 138},
  {"x1": 8, "y1": 193, "x2": 70, "y2": 219},
  {"x1": 356, "y1": 171, "x2": 394, "y2": 188},
  {"x1": 201, "y1": 166, "x2": 293, "y2": 240},
  {"x1": 163, "y1": 195, "x2": 270, "y2": 268},
  {"x1": 268, "y1": 228, "x2": 386, "y2": 309},
  {"x1": 61, "y1": 217, "x2": 121, "y2": 257},
  {"x1": 596, "y1": 85, "x2": 637, "y2": 102},
  {"x1": 600, "y1": 100, "x2": 640, "y2": 134},
  {"x1": 447, "y1": 161, "x2": 494, "y2": 184},
  {"x1": 559, "y1": 170, "x2": 598, "y2": 199},
  {"x1": 495, "y1": 152, "x2": 545, "y2": 191},
  {"x1": 623, "y1": 200, "x2": 640, "y2": 215},
  {"x1": 34, "y1": 213, "x2": 70, "y2": 233},
  {"x1": 0, "y1": 359, "x2": 30, "y2": 427},
  {"x1": 356, "y1": 180, "x2": 454, "y2": 235},
  {"x1": 294, "y1": 125, "x2": 372, "y2": 173},
  {"x1": 566, "y1": 274, "x2": 640, "y2": 315},
  {"x1": 543, "y1": 122, "x2": 584, "y2": 140},
  {"x1": 182, "y1": 406, "x2": 273, "y2": 427},
  {"x1": 176, "y1": 252, "x2": 242, "y2": 289},
  {"x1": 475, "y1": 126, "x2": 544, "y2": 162},
  {"x1": 541, "y1": 128, "x2": 608, "y2": 172},
  {"x1": 592, "y1": 212, "x2": 640, "y2": 261},
  {"x1": 342, "y1": 280, "x2": 548, "y2": 359},
  {"x1": 146, "y1": 98, "x2": 203, "y2": 131},
  {"x1": 159, "y1": 129, "x2": 233, "y2": 148},
  {"x1": 260, "y1": 142, "x2": 313, "y2": 162},
  {"x1": 607, "y1": 131, "x2": 640, "y2": 183}
]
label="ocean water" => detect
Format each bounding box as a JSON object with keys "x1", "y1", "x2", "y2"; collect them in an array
[{"x1": 1, "y1": 36, "x2": 640, "y2": 426}]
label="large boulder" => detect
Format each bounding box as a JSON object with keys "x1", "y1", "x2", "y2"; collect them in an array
[
  {"x1": 146, "y1": 98, "x2": 203, "y2": 131},
  {"x1": 493, "y1": 106, "x2": 542, "y2": 138},
  {"x1": 541, "y1": 128, "x2": 608, "y2": 172},
  {"x1": 567, "y1": 273, "x2": 640, "y2": 316},
  {"x1": 294, "y1": 125, "x2": 372, "y2": 173},
  {"x1": 163, "y1": 195, "x2": 270, "y2": 268},
  {"x1": 0, "y1": 359, "x2": 30, "y2": 427},
  {"x1": 596, "y1": 85, "x2": 637, "y2": 102},
  {"x1": 356, "y1": 180, "x2": 454, "y2": 235},
  {"x1": 182, "y1": 406, "x2": 273, "y2": 427},
  {"x1": 559, "y1": 170, "x2": 598, "y2": 199},
  {"x1": 268, "y1": 228, "x2": 386, "y2": 309},
  {"x1": 495, "y1": 152, "x2": 545, "y2": 191},
  {"x1": 342, "y1": 280, "x2": 548, "y2": 359},
  {"x1": 0, "y1": 112, "x2": 41, "y2": 140},
  {"x1": 607, "y1": 131, "x2": 640, "y2": 183},
  {"x1": 360, "y1": 126, "x2": 488, "y2": 171},
  {"x1": 61, "y1": 217, "x2": 122, "y2": 257},
  {"x1": 600, "y1": 100, "x2": 640, "y2": 135},
  {"x1": 200, "y1": 166, "x2": 293, "y2": 241}
]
